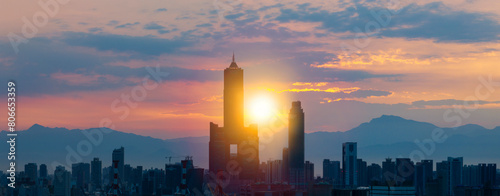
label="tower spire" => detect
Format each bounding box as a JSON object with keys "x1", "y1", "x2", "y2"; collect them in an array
[{"x1": 229, "y1": 52, "x2": 239, "y2": 68}]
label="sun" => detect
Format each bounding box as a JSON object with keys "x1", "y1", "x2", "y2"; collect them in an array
[{"x1": 249, "y1": 95, "x2": 275, "y2": 122}]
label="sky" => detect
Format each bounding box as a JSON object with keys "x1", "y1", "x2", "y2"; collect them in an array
[{"x1": 1, "y1": 0, "x2": 500, "y2": 139}]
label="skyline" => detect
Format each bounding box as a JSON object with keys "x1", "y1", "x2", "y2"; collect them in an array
[
  {"x1": 1, "y1": 0, "x2": 500, "y2": 139},
  {"x1": 3, "y1": 113, "x2": 500, "y2": 176}
]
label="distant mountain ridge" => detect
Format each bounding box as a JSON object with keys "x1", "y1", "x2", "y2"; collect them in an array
[{"x1": 1, "y1": 115, "x2": 499, "y2": 176}]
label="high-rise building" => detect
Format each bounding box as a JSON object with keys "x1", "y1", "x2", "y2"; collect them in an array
[
  {"x1": 91, "y1": 157, "x2": 102, "y2": 190},
  {"x1": 396, "y1": 158, "x2": 414, "y2": 186},
  {"x1": 449, "y1": 157, "x2": 463, "y2": 194},
  {"x1": 463, "y1": 164, "x2": 481, "y2": 186},
  {"x1": 72, "y1": 162, "x2": 90, "y2": 189},
  {"x1": 39, "y1": 164, "x2": 47, "y2": 179},
  {"x1": 437, "y1": 157, "x2": 463, "y2": 196},
  {"x1": 24, "y1": 163, "x2": 37, "y2": 183},
  {"x1": 131, "y1": 166, "x2": 143, "y2": 193},
  {"x1": 463, "y1": 163, "x2": 497, "y2": 187},
  {"x1": 382, "y1": 158, "x2": 396, "y2": 185},
  {"x1": 288, "y1": 101, "x2": 305, "y2": 189},
  {"x1": 480, "y1": 163, "x2": 497, "y2": 186},
  {"x1": 342, "y1": 142, "x2": 357, "y2": 187},
  {"x1": 53, "y1": 166, "x2": 71, "y2": 196},
  {"x1": 282, "y1": 148, "x2": 289, "y2": 182},
  {"x1": 166, "y1": 163, "x2": 182, "y2": 194},
  {"x1": 209, "y1": 54, "x2": 259, "y2": 182},
  {"x1": 305, "y1": 161, "x2": 315, "y2": 184},
  {"x1": 415, "y1": 160, "x2": 433, "y2": 196},
  {"x1": 266, "y1": 160, "x2": 283, "y2": 184},
  {"x1": 187, "y1": 168, "x2": 204, "y2": 193},
  {"x1": 323, "y1": 159, "x2": 334, "y2": 182},
  {"x1": 357, "y1": 159, "x2": 368, "y2": 186},
  {"x1": 124, "y1": 164, "x2": 132, "y2": 185},
  {"x1": 367, "y1": 163, "x2": 382, "y2": 184},
  {"x1": 112, "y1": 147, "x2": 125, "y2": 185}
]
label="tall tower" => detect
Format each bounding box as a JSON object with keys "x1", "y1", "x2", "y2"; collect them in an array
[
  {"x1": 39, "y1": 164, "x2": 47, "y2": 179},
  {"x1": 343, "y1": 142, "x2": 357, "y2": 187},
  {"x1": 288, "y1": 101, "x2": 305, "y2": 189},
  {"x1": 224, "y1": 53, "x2": 244, "y2": 130},
  {"x1": 91, "y1": 157, "x2": 102, "y2": 190},
  {"x1": 209, "y1": 54, "x2": 259, "y2": 187},
  {"x1": 112, "y1": 147, "x2": 124, "y2": 186},
  {"x1": 24, "y1": 163, "x2": 38, "y2": 183}
]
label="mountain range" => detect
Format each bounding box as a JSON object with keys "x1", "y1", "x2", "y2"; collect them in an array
[{"x1": 1, "y1": 115, "x2": 499, "y2": 176}]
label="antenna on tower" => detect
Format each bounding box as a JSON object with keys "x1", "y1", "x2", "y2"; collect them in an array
[{"x1": 232, "y1": 52, "x2": 235, "y2": 62}]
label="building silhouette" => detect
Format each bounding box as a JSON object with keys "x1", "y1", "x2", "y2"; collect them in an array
[
  {"x1": 357, "y1": 159, "x2": 368, "y2": 186},
  {"x1": 53, "y1": 166, "x2": 71, "y2": 196},
  {"x1": 288, "y1": 101, "x2": 305, "y2": 189},
  {"x1": 24, "y1": 163, "x2": 37, "y2": 184},
  {"x1": 209, "y1": 54, "x2": 260, "y2": 183},
  {"x1": 396, "y1": 158, "x2": 415, "y2": 186},
  {"x1": 39, "y1": 164, "x2": 47, "y2": 180},
  {"x1": 112, "y1": 147, "x2": 125, "y2": 186},
  {"x1": 72, "y1": 162, "x2": 90, "y2": 189},
  {"x1": 91, "y1": 157, "x2": 102, "y2": 190},
  {"x1": 342, "y1": 142, "x2": 357, "y2": 187},
  {"x1": 304, "y1": 161, "x2": 315, "y2": 184},
  {"x1": 382, "y1": 158, "x2": 396, "y2": 185},
  {"x1": 367, "y1": 163, "x2": 382, "y2": 183},
  {"x1": 266, "y1": 160, "x2": 283, "y2": 184},
  {"x1": 437, "y1": 157, "x2": 463, "y2": 196},
  {"x1": 282, "y1": 147, "x2": 289, "y2": 182},
  {"x1": 323, "y1": 159, "x2": 341, "y2": 186},
  {"x1": 415, "y1": 160, "x2": 433, "y2": 196}
]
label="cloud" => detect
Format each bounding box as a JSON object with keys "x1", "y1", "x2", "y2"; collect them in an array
[
  {"x1": 280, "y1": 87, "x2": 392, "y2": 101},
  {"x1": 115, "y1": 22, "x2": 140, "y2": 29},
  {"x1": 143, "y1": 22, "x2": 170, "y2": 34},
  {"x1": 155, "y1": 8, "x2": 167, "y2": 12},
  {"x1": 274, "y1": 2, "x2": 500, "y2": 43},
  {"x1": 196, "y1": 23, "x2": 213, "y2": 28},
  {"x1": 0, "y1": 36, "x2": 221, "y2": 96},
  {"x1": 88, "y1": 27, "x2": 102, "y2": 33},
  {"x1": 144, "y1": 22, "x2": 165, "y2": 30},
  {"x1": 411, "y1": 99, "x2": 500, "y2": 108},
  {"x1": 62, "y1": 32, "x2": 193, "y2": 55}
]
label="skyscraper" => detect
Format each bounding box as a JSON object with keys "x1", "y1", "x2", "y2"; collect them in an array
[
  {"x1": 448, "y1": 157, "x2": 463, "y2": 195},
  {"x1": 305, "y1": 161, "x2": 315, "y2": 184},
  {"x1": 266, "y1": 160, "x2": 283, "y2": 184},
  {"x1": 382, "y1": 158, "x2": 396, "y2": 185},
  {"x1": 415, "y1": 160, "x2": 433, "y2": 196},
  {"x1": 367, "y1": 163, "x2": 382, "y2": 183},
  {"x1": 112, "y1": 147, "x2": 125, "y2": 185},
  {"x1": 209, "y1": 54, "x2": 260, "y2": 182},
  {"x1": 91, "y1": 157, "x2": 102, "y2": 190},
  {"x1": 357, "y1": 159, "x2": 368, "y2": 186},
  {"x1": 342, "y1": 142, "x2": 357, "y2": 187},
  {"x1": 396, "y1": 158, "x2": 414, "y2": 186},
  {"x1": 39, "y1": 164, "x2": 47, "y2": 179},
  {"x1": 24, "y1": 163, "x2": 37, "y2": 183},
  {"x1": 54, "y1": 166, "x2": 71, "y2": 196},
  {"x1": 72, "y1": 162, "x2": 91, "y2": 189},
  {"x1": 323, "y1": 159, "x2": 341, "y2": 186},
  {"x1": 282, "y1": 147, "x2": 289, "y2": 182},
  {"x1": 480, "y1": 163, "x2": 497, "y2": 186},
  {"x1": 323, "y1": 159, "x2": 333, "y2": 181},
  {"x1": 288, "y1": 101, "x2": 305, "y2": 189},
  {"x1": 437, "y1": 157, "x2": 463, "y2": 196}
]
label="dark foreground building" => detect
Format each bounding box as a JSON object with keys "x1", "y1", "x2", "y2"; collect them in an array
[{"x1": 209, "y1": 54, "x2": 260, "y2": 189}]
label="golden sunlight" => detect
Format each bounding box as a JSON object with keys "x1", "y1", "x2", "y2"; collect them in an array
[{"x1": 249, "y1": 95, "x2": 275, "y2": 122}]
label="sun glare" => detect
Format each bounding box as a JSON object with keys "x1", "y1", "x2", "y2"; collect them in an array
[{"x1": 249, "y1": 95, "x2": 275, "y2": 122}]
